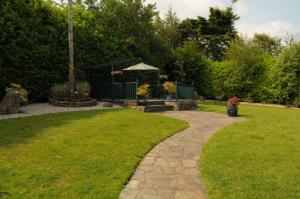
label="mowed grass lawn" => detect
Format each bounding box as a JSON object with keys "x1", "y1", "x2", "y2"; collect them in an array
[
  {"x1": 199, "y1": 103, "x2": 300, "y2": 199},
  {"x1": 0, "y1": 109, "x2": 187, "y2": 199}
]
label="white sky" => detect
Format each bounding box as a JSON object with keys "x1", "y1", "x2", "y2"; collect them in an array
[{"x1": 146, "y1": 0, "x2": 300, "y2": 39}]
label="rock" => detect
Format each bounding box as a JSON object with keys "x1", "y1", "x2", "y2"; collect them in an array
[
  {"x1": 0, "y1": 91, "x2": 21, "y2": 115},
  {"x1": 165, "y1": 100, "x2": 197, "y2": 111},
  {"x1": 102, "y1": 102, "x2": 113, "y2": 107}
]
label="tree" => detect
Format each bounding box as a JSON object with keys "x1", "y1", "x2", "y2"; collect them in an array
[
  {"x1": 253, "y1": 33, "x2": 281, "y2": 56},
  {"x1": 175, "y1": 41, "x2": 209, "y2": 95},
  {"x1": 68, "y1": 0, "x2": 76, "y2": 91},
  {"x1": 225, "y1": 38, "x2": 269, "y2": 100},
  {"x1": 179, "y1": 7, "x2": 239, "y2": 60},
  {"x1": 158, "y1": 7, "x2": 181, "y2": 48}
]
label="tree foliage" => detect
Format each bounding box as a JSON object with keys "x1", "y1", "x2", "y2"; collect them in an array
[
  {"x1": 270, "y1": 44, "x2": 300, "y2": 104},
  {"x1": 175, "y1": 41, "x2": 209, "y2": 95},
  {"x1": 179, "y1": 7, "x2": 239, "y2": 60},
  {"x1": 1, "y1": 0, "x2": 300, "y2": 106}
]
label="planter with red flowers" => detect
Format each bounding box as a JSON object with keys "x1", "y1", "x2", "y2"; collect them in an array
[{"x1": 227, "y1": 97, "x2": 240, "y2": 117}]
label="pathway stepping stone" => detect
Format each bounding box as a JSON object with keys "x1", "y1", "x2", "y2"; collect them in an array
[{"x1": 119, "y1": 111, "x2": 244, "y2": 199}]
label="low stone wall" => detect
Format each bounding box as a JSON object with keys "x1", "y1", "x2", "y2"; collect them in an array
[
  {"x1": 49, "y1": 98, "x2": 97, "y2": 107},
  {"x1": 101, "y1": 100, "x2": 138, "y2": 107},
  {"x1": 165, "y1": 100, "x2": 197, "y2": 111}
]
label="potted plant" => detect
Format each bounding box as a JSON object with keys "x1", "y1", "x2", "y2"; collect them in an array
[
  {"x1": 163, "y1": 81, "x2": 176, "y2": 100},
  {"x1": 137, "y1": 83, "x2": 150, "y2": 105},
  {"x1": 227, "y1": 96, "x2": 240, "y2": 117}
]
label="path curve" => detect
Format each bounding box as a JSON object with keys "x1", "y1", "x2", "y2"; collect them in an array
[{"x1": 120, "y1": 111, "x2": 244, "y2": 199}]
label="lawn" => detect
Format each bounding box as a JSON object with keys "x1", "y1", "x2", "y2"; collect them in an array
[
  {"x1": 0, "y1": 109, "x2": 187, "y2": 199},
  {"x1": 199, "y1": 103, "x2": 300, "y2": 199}
]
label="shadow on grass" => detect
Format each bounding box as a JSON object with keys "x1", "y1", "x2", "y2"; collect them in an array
[{"x1": 0, "y1": 108, "x2": 124, "y2": 148}]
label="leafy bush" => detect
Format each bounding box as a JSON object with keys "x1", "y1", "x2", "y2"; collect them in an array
[
  {"x1": 175, "y1": 41, "x2": 209, "y2": 95},
  {"x1": 5, "y1": 83, "x2": 28, "y2": 105},
  {"x1": 163, "y1": 81, "x2": 175, "y2": 95},
  {"x1": 51, "y1": 83, "x2": 69, "y2": 101},
  {"x1": 270, "y1": 43, "x2": 300, "y2": 104},
  {"x1": 137, "y1": 84, "x2": 150, "y2": 98},
  {"x1": 51, "y1": 82, "x2": 91, "y2": 102}
]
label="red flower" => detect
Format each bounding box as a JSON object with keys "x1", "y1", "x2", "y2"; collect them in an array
[{"x1": 227, "y1": 96, "x2": 240, "y2": 105}]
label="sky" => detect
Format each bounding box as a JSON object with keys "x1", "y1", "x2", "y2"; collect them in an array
[{"x1": 146, "y1": 0, "x2": 300, "y2": 40}]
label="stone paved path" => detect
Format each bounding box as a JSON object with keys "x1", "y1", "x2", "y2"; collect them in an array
[{"x1": 119, "y1": 111, "x2": 244, "y2": 199}]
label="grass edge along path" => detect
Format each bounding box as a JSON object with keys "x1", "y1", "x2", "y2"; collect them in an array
[
  {"x1": 198, "y1": 103, "x2": 300, "y2": 199},
  {"x1": 0, "y1": 109, "x2": 188, "y2": 199}
]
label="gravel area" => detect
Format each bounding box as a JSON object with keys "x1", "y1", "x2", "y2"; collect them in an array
[{"x1": 0, "y1": 102, "x2": 122, "y2": 120}]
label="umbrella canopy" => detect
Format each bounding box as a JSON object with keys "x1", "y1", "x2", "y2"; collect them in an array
[{"x1": 123, "y1": 62, "x2": 160, "y2": 71}]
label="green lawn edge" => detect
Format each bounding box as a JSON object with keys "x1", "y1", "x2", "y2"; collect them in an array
[
  {"x1": 0, "y1": 108, "x2": 188, "y2": 199},
  {"x1": 198, "y1": 103, "x2": 300, "y2": 199}
]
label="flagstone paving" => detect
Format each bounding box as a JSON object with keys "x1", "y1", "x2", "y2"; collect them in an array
[{"x1": 119, "y1": 111, "x2": 244, "y2": 199}]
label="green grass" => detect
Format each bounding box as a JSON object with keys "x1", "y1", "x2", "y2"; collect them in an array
[
  {"x1": 0, "y1": 109, "x2": 187, "y2": 199},
  {"x1": 199, "y1": 103, "x2": 300, "y2": 199}
]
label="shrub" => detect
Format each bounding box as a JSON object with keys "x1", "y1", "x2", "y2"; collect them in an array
[
  {"x1": 270, "y1": 43, "x2": 300, "y2": 104},
  {"x1": 51, "y1": 83, "x2": 69, "y2": 101},
  {"x1": 163, "y1": 81, "x2": 176, "y2": 95},
  {"x1": 137, "y1": 84, "x2": 150, "y2": 98},
  {"x1": 5, "y1": 83, "x2": 28, "y2": 105},
  {"x1": 51, "y1": 81, "x2": 91, "y2": 102}
]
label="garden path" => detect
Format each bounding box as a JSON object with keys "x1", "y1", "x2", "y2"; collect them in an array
[{"x1": 119, "y1": 111, "x2": 244, "y2": 199}]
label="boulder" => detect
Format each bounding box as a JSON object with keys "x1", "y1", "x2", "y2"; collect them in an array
[{"x1": 0, "y1": 91, "x2": 21, "y2": 115}]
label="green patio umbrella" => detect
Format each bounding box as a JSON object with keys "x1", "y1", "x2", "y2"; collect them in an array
[{"x1": 123, "y1": 62, "x2": 160, "y2": 85}]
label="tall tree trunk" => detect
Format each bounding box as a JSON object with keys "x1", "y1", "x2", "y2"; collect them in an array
[{"x1": 68, "y1": 0, "x2": 75, "y2": 91}]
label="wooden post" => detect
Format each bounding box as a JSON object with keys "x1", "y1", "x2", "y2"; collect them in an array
[{"x1": 68, "y1": 0, "x2": 75, "y2": 91}]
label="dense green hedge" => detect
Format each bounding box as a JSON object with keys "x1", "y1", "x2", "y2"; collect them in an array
[
  {"x1": 202, "y1": 39, "x2": 300, "y2": 105},
  {"x1": 0, "y1": 0, "x2": 167, "y2": 101}
]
